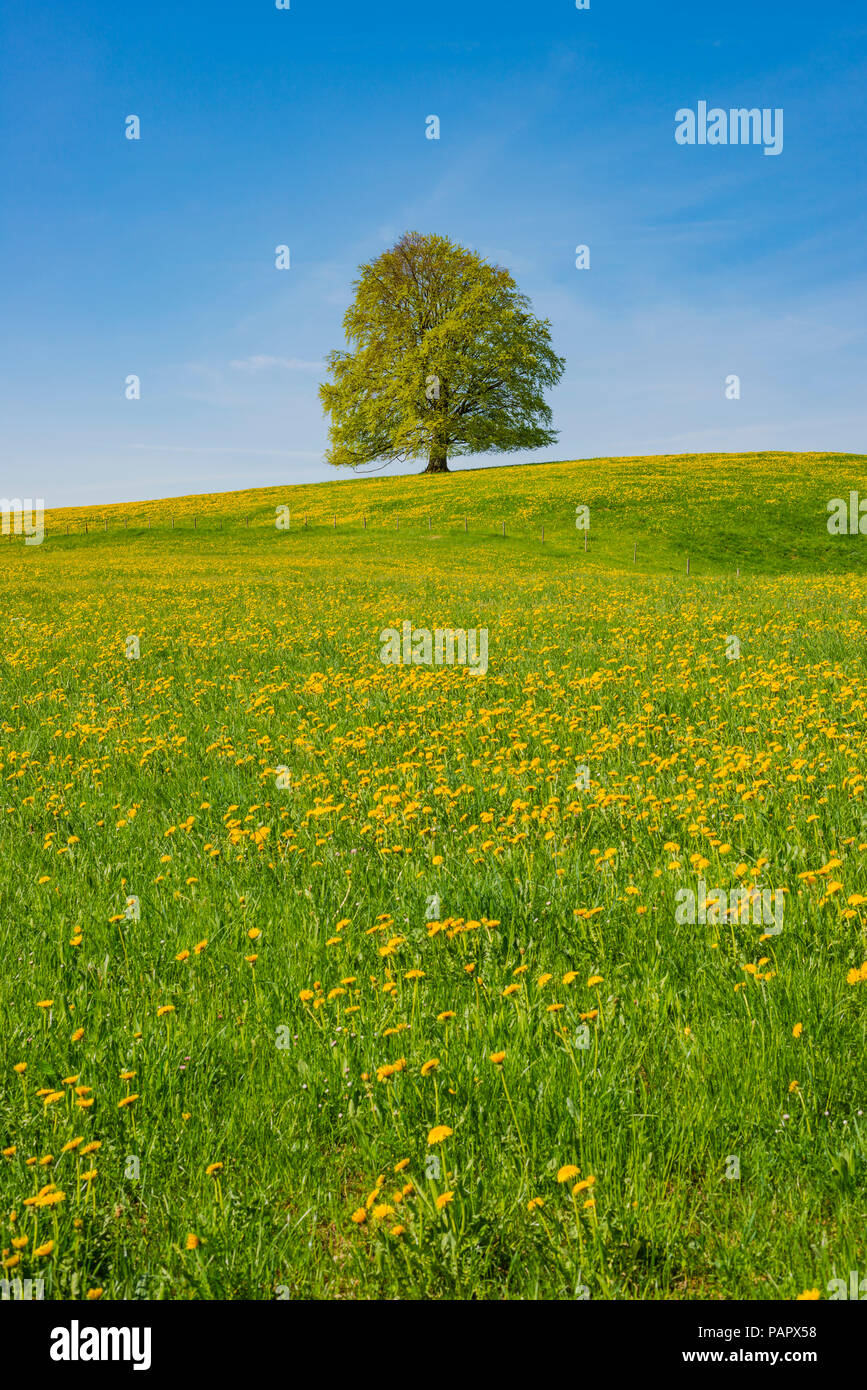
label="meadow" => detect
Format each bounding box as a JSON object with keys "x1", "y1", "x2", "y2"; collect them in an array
[{"x1": 1, "y1": 452, "x2": 866, "y2": 1300}]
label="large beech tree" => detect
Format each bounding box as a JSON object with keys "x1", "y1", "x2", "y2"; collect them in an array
[{"x1": 319, "y1": 232, "x2": 565, "y2": 473}]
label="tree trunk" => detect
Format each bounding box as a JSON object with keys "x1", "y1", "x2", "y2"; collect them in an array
[{"x1": 423, "y1": 451, "x2": 450, "y2": 473}]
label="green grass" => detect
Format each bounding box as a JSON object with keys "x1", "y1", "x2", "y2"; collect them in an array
[{"x1": 1, "y1": 452, "x2": 865, "y2": 1300}]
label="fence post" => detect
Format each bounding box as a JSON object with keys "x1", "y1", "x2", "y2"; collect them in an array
[
  {"x1": 464, "y1": 516, "x2": 467, "y2": 532},
  {"x1": 363, "y1": 514, "x2": 366, "y2": 529},
  {"x1": 501, "y1": 520, "x2": 505, "y2": 537}
]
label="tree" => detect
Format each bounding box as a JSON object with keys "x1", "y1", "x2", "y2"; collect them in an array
[{"x1": 319, "y1": 231, "x2": 565, "y2": 473}]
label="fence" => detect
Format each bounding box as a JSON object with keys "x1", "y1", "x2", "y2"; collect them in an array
[{"x1": 5, "y1": 514, "x2": 720, "y2": 575}]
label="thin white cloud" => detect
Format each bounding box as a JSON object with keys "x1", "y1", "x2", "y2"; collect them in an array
[
  {"x1": 229, "y1": 355, "x2": 324, "y2": 372},
  {"x1": 124, "y1": 445, "x2": 321, "y2": 457}
]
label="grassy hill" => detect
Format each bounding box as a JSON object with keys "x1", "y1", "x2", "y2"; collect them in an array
[
  {"x1": 1, "y1": 452, "x2": 865, "y2": 1301},
  {"x1": 39, "y1": 450, "x2": 867, "y2": 576}
]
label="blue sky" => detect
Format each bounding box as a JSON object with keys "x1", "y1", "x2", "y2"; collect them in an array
[{"x1": 1, "y1": 0, "x2": 865, "y2": 506}]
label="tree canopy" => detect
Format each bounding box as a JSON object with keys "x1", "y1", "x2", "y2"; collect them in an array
[{"x1": 319, "y1": 231, "x2": 565, "y2": 473}]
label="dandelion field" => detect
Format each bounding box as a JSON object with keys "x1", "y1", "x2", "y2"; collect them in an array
[{"x1": 2, "y1": 453, "x2": 866, "y2": 1301}]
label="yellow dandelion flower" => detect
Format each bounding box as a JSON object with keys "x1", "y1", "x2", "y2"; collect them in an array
[{"x1": 35, "y1": 1190, "x2": 67, "y2": 1207}]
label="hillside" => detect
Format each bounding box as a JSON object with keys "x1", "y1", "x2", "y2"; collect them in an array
[
  {"x1": 1, "y1": 450, "x2": 865, "y2": 1302},
  {"x1": 35, "y1": 451, "x2": 867, "y2": 577}
]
